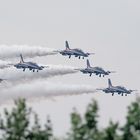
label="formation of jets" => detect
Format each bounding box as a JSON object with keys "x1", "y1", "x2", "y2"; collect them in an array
[{"x1": 0, "y1": 41, "x2": 137, "y2": 96}]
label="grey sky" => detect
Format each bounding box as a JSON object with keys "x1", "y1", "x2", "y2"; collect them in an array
[{"x1": 0, "y1": 0, "x2": 140, "y2": 137}]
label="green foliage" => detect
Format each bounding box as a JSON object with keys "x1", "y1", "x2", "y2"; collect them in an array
[
  {"x1": 26, "y1": 114, "x2": 53, "y2": 140},
  {"x1": 122, "y1": 97, "x2": 140, "y2": 140},
  {"x1": 66, "y1": 98, "x2": 140, "y2": 140},
  {"x1": 0, "y1": 99, "x2": 53, "y2": 140},
  {"x1": 67, "y1": 108, "x2": 84, "y2": 140},
  {"x1": 102, "y1": 121, "x2": 120, "y2": 140},
  {"x1": 0, "y1": 97, "x2": 139, "y2": 140},
  {"x1": 66, "y1": 100, "x2": 100, "y2": 140},
  {"x1": 0, "y1": 99, "x2": 30, "y2": 140},
  {"x1": 84, "y1": 100, "x2": 98, "y2": 130}
]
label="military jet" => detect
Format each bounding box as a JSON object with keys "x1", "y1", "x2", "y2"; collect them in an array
[
  {"x1": 97, "y1": 79, "x2": 136, "y2": 96},
  {"x1": 14, "y1": 54, "x2": 47, "y2": 72},
  {"x1": 57, "y1": 41, "x2": 94, "y2": 59},
  {"x1": 76, "y1": 59, "x2": 115, "y2": 77}
]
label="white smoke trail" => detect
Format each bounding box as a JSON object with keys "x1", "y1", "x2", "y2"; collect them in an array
[
  {"x1": 0, "y1": 80, "x2": 96, "y2": 104},
  {"x1": 0, "y1": 45, "x2": 57, "y2": 59},
  {"x1": 0, "y1": 65, "x2": 77, "y2": 83},
  {"x1": 0, "y1": 60, "x2": 15, "y2": 69}
]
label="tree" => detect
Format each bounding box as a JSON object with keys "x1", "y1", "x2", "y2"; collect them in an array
[
  {"x1": 0, "y1": 97, "x2": 139, "y2": 140},
  {"x1": 66, "y1": 100, "x2": 100, "y2": 140},
  {"x1": 122, "y1": 97, "x2": 140, "y2": 140},
  {"x1": 102, "y1": 121, "x2": 120, "y2": 140},
  {"x1": 0, "y1": 99, "x2": 53, "y2": 140},
  {"x1": 66, "y1": 98, "x2": 140, "y2": 140},
  {"x1": 66, "y1": 108, "x2": 84, "y2": 140}
]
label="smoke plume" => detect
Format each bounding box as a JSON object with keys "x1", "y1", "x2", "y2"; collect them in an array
[
  {"x1": 0, "y1": 45, "x2": 57, "y2": 60},
  {"x1": 0, "y1": 65, "x2": 77, "y2": 83},
  {"x1": 0, "y1": 80, "x2": 96, "y2": 104},
  {"x1": 0, "y1": 60, "x2": 15, "y2": 69}
]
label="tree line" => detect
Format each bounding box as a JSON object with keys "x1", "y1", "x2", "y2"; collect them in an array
[{"x1": 0, "y1": 97, "x2": 139, "y2": 140}]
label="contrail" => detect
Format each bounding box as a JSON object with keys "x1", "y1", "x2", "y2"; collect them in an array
[
  {"x1": 0, "y1": 81, "x2": 96, "y2": 104},
  {"x1": 0, "y1": 45, "x2": 57, "y2": 59},
  {"x1": 0, "y1": 60, "x2": 14, "y2": 69},
  {"x1": 0, "y1": 65, "x2": 77, "y2": 83}
]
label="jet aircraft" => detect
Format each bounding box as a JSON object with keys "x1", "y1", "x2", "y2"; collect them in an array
[
  {"x1": 14, "y1": 54, "x2": 47, "y2": 72},
  {"x1": 76, "y1": 59, "x2": 115, "y2": 77},
  {"x1": 97, "y1": 79, "x2": 136, "y2": 96},
  {"x1": 57, "y1": 41, "x2": 94, "y2": 59}
]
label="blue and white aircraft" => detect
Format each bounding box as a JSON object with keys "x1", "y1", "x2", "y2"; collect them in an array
[
  {"x1": 76, "y1": 59, "x2": 115, "y2": 77},
  {"x1": 58, "y1": 41, "x2": 94, "y2": 59},
  {"x1": 14, "y1": 54, "x2": 47, "y2": 72},
  {"x1": 97, "y1": 79, "x2": 136, "y2": 96}
]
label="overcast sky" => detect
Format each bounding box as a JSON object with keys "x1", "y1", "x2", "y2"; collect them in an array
[{"x1": 0, "y1": 0, "x2": 140, "y2": 137}]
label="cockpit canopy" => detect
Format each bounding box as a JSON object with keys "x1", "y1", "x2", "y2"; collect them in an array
[
  {"x1": 74, "y1": 48, "x2": 84, "y2": 53},
  {"x1": 28, "y1": 62, "x2": 37, "y2": 65},
  {"x1": 95, "y1": 67, "x2": 104, "y2": 71},
  {"x1": 116, "y1": 86, "x2": 127, "y2": 90}
]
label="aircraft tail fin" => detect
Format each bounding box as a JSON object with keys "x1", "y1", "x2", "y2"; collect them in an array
[
  {"x1": 65, "y1": 41, "x2": 70, "y2": 50},
  {"x1": 108, "y1": 79, "x2": 113, "y2": 88},
  {"x1": 20, "y1": 54, "x2": 24, "y2": 63},
  {"x1": 87, "y1": 59, "x2": 91, "y2": 68}
]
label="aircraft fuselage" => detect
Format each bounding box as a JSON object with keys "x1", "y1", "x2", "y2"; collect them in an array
[
  {"x1": 60, "y1": 49, "x2": 89, "y2": 58},
  {"x1": 14, "y1": 62, "x2": 44, "y2": 72},
  {"x1": 103, "y1": 86, "x2": 132, "y2": 95},
  {"x1": 80, "y1": 67, "x2": 109, "y2": 77}
]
